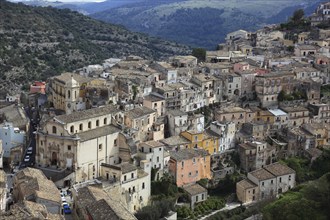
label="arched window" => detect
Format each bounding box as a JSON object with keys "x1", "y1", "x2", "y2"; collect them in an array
[
  {"x1": 88, "y1": 121, "x2": 91, "y2": 129},
  {"x1": 70, "y1": 126, "x2": 74, "y2": 133},
  {"x1": 52, "y1": 126, "x2": 57, "y2": 134},
  {"x1": 79, "y1": 123, "x2": 83, "y2": 131},
  {"x1": 96, "y1": 120, "x2": 99, "y2": 127},
  {"x1": 104, "y1": 118, "x2": 107, "y2": 125},
  {"x1": 68, "y1": 90, "x2": 71, "y2": 99}
]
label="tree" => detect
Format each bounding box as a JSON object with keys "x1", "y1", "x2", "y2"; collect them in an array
[
  {"x1": 192, "y1": 48, "x2": 206, "y2": 62},
  {"x1": 291, "y1": 9, "x2": 305, "y2": 24}
]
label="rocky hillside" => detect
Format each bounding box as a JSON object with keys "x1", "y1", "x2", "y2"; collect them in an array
[
  {"x1": 91, "y1": 0, "x2": 321, "y2": 49},
  {"x1": 0, "y1": 0, "x2": 190, "y2": 98}
]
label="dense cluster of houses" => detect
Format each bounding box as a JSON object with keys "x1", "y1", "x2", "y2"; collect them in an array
[{"x1": 0, "y1": 2, "x2": 329, "y2": 219}]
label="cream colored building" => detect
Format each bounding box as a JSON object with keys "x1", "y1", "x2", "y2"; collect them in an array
[
  {"x1": 143, "y1": 93, "x2": 165, "y2": 117},
  {"x1": 0, "y1": 170, "x2": 6, "y2": 211},
  {"x1": 49, "y1": 72, "x2": 92, "y2": 114},
  {"x1": 124, "y1": 106, "x2": 158, "y2": 142},
  {"x1": 138, "y1": 140, "x2": 167, "y2": 180},
  {"x1": 100, "y1": 162, "x2": 151, "y2": 213},
  {"x1": 36, "y1": 105, "x2": 122, "y2": 183}
]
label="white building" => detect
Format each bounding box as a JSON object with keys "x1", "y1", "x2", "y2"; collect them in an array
[
  {"x1": 209, "y1": 121, "x2": 236, "y2": 152},
  {"x1": 247, "y1": 162, "x2": 295, "y2": 200},
  {"x1": 167, "y1": 110, "x2": 189, "y2": 136},
  {"x1": 100, "y1": 162, "x2": 151, "y2": 213},
  {"x1": 138, "y1": 140, "x2": 166, "y2": 180},
  {"x1": 0, "y1": 122, "x2": 26, "y2": 158}
]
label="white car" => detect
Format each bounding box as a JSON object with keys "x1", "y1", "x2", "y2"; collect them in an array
[
  {"x1": 24, "y1": 155, "x2": 30, "y2": 162},
  {"x1": 27, "y1": 150, "x2": 32, "y2": 155}
]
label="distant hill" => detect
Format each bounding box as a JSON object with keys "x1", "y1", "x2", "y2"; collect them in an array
[
  {"x1": 91, "y1": 0, "x2": 322, "y2": 49},
  {"x1": 0, "y1": 0, "x2": 190, "y2": 98}
]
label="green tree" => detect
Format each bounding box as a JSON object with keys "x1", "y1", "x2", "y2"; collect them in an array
[
  {"x1": 291, "y1": 9, "x2": 305, "y2": 24},
  {"x1": 192, "y1": 48, "x2": 206, "y2": 62}
]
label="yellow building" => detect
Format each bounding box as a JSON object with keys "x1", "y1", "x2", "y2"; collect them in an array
[{"x1": 180, "y1": 130, "x2": 219, "y2": 154}]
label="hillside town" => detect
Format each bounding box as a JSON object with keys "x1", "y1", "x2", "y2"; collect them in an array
[{"x1": 0, "y1": 2, "x2": 330, "y2": 220}]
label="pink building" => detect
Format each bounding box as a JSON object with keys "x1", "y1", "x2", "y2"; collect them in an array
[
  {"x1": 169, "y1": 149, "x2": 211, "y2": 187},
  {"x1": 30, "y1": 81, "x2": 46, "y2": 94}
]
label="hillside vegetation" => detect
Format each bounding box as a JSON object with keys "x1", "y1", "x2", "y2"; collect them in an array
[
  {"x1": 0, "y1": 0, "x2": 190, "y2": 97},
  {"x1": 91, "y1": 0, "x2": 321, "y2": 48}
]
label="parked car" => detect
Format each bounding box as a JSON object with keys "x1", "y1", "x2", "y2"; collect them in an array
[
  {"x1": 24, "y1": 155, "x2": 30, "y2": 162},
  {"x1": 27, "y1": 150, "x2": 32, "y2": 155},
  {"x1": 63, "y1": 203, "x2": 71, "y2": 214}
]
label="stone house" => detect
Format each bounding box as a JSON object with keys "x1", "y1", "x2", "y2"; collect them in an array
[
  {"x1": 237, "y1": 163, "x2": 295, "y2": 203},
  {"x1": 13, "y1": 168, "x2": 61, "y2": 214},
  {"x1": 183, "y1": 183, "x2": 208, "y2": 209},
  {"x1": 280, "y1": 106, "x2": 310, "y2": 127},
  {"x1": 73, "y1": 185, "x2": 137, "y2": 220}
]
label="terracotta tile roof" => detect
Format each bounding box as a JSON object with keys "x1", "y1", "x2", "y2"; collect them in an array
[
  {"x1": 55, "y1": 105, "x2": 120, "y2": 123},
  {"x1": 184, "y1": 183, "x2": 207, "y2": 196},
  {"x1": 263, "y1": 162, "x2": 295, "y2": 177},
  {"x1": 170, "y1": 148, "x2": 209, "y2": 161},
  {"x1": 160, "y1": 135, "x2": 190, "y2": 146},
  {"x1": 249, "y1": 168, "x2": 275, "y2": 181},
  {"x1": 14, "y1": 168, "x2": 61, "y2": 204},
  {"x1": 125, "y1": 106, "x2": 155, "y2": 119},
  {"x1": 77, "y1": 186, "x2": 137, "y2": 220},
  {"x1": 78, "y1": 125, "x2": 120, "y2": 142},
  {"x1": 237, "y1": 179, "x2": 258, "y2": 189}
]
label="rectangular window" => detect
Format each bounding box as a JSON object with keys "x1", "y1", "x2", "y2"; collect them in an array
[
  {"x1": 262, "y1": 182, "x2": 264, "y2": 186},
  {"x1": 279, "y1": 177, "x2": 282, "y2": 183},
  {"x1": 68, "y1": 145, "x2": 71, "y2": 151},
  {"x1": 124, "y1": 175, "x2": 126, "y2": 181},
  {"x1": 98, "y1": 144, "x2": 102, "y2": 150},
  {"x1": 131, "y1": 173, "x2": 134, "y2": 178},
  {"x1": 114, "y1": 139, "x2": 117, "y2": 146}
]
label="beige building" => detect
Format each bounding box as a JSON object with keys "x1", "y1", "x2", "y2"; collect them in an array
[
  {"x1": 0, "y1": 170, "x2": 6, "y2": 211},
  {"x1": 124, "y1": 106, "x2": 158, "y2": 142},
  {"x1": 191, "y1": 74, "x2": 216, "y2": 106},
  {"x1": 255, "y1": 72, "x2": 295, "y2": 108},
  {"x1": 215, "y1": 107, "x2": 246, "y2": 128},
  {"x1": 183, "y1": 183, "x2": 208, "y2": 209},
  {"x1": 13, "y1": 168, "x2": 61, "y2": 214},
  {"x1": 236, "y1": 179, "x2": 258, "y2": 204},
  {"x1": 36, "y1": 105, "x2": 122, "y2": 183},
  {"x1": 143, "y1": 93, "x2": 165, "y2": 117},
  {"x1": 245, "y1": 163, "x2": 295, "y2": 202},
  {"x1": 49, "y1": 72, "x2": 92, "y2": 114},
  {"x1": 100, "y1": 162, "x2": 151, "y2": 213},
  {"x1": 280, "y1": 106, "x2": 310, "y2": 127}
]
